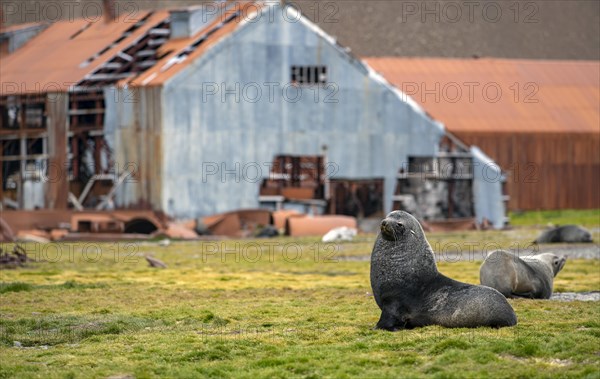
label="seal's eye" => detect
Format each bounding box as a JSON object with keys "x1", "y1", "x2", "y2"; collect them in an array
[{"x1": 396, "y1": 221, "x2": 405, "y2": 232}]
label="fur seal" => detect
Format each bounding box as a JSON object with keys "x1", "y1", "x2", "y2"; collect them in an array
[
  {"x1": 480, "y1": 250, "x2": 566, "y2": 299},
  {"x1": 534, "y1": 225, "x2": 592, "y2": 244},
  {"x1": 370, "y1": 211, "x2": 517, "y2": 331}
]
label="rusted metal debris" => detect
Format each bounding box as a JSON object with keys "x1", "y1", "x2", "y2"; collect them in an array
[
  {"x1": 287, "y1": 215, "x2": 358, "y2": 237},
  {"x1": 0, "y1": 207, "x2": 362, "y2": 240},
  {"x1": 272, "y1": 209, "x2": 302, "y2": 230},
  {"x1": 0, "y1": 245, "x2": 30, "y2": 269},
  {"x1": 200, "y1": 209, "x2": 273, "y2": 238},
  {"x1": 0, "y1": 217, "x2": 15, "y2": 242},
  {"x1": 419, "y1": 218, "x2": 478, "y2": 233}
]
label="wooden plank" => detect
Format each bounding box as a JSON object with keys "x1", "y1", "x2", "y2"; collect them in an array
[{"x1": 45, "y1": 92, "x2": 69, "y2": 209}]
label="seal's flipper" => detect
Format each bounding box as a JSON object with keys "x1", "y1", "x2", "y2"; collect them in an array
[
  {"x1": 375, "y1": 310, "x2": 402, "y2": 331},
  {"x1": 375, "y1": 306, "x2": 412, "y2": 331}
]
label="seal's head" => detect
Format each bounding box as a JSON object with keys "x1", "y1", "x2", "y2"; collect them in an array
[
  {"x1": 380, "y1": 211, "x2": 420, "y2": 242},
  {"x1": 581, "y1": 231, "x2": 593, "y2": 243},
  {"x1": 538, "y1": 253, "x2": 567, "y2": 276},
  {"x1": 550, "y1": 254, "x2": 567, "y2": 276}
]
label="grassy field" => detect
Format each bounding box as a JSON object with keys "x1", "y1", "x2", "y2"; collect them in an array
[
  {"x1": 509, "y1": 209, "x2": 600, "y2": 228},
  {"x1": 0, "y1": 223, "x2": 599, "y2": 378}
]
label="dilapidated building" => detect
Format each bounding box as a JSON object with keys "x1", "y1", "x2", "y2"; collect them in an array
[
  {"x1": 366, "y1": 57, "x2": 600, "y2": 211},
  {"x1": 0, "y1": 1, "x2": 506, "y2": 227}
]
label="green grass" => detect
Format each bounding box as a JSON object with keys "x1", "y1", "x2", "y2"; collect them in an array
[
  {"x1": 0, "y1": 232, "x2": 598, "y2": 378},
  {"x1": 509, "y1": 209, "x2": 600, "y2": 228}
]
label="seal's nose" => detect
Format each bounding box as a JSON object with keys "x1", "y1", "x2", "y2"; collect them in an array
[{"x1": 381, "y1": 220, "x2": 388, "y2": 229}]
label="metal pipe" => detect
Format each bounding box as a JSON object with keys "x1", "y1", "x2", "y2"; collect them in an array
[{"x1": 102, "y1": 0, "x2": 117, "y2": 23}]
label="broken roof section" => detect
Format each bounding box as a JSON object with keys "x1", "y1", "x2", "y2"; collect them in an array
[
  {"x1": 0, "y1": 22, "x2": 47, "y2": 35},
  {"x1": 365, "y1": 57, "x2": 600, "y2": 134},
  {"x1": 0, "y1": 1, "x2": 261, "y2": 94}
]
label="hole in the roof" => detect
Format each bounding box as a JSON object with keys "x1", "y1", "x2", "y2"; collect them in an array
[{"x1": 78, "y1": 11, "x2": 154, "y2": 67}]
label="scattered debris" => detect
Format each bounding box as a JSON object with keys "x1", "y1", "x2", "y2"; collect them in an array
[
  {"x1": 419, "y1": 218, "x2": 477, "y2": 232},
  {"x1": 194, "y1": 219, "x2": 211, "y2": 235},
  {"x1": 201, "y1": 209, "x2": 273, "y2": 238},
  {"x1": 272, "y1": 209, "x2": 302, "y2": 230},
  {"x1": 124, "y1": 218, "x2": 160, "y2": 234},
  {"x1": 0, "y1": 217, "x2": 15, "y2": 242},
  {"x1": 15, "y1": 231, "x2": 50, "y2": 243},
  {"x1": 1, "y1": 210, "x2": 167, "y2": 242},
  {"x1": 145, "y1": 255, "x2": 167, "y2": 269},
  {"x1": 322, "y1": 226, "x2": 357, "y2": 243},
  {"x1": 0, "y1": 245, "x2": 31, "y2": 269},
  {"x1": 50, "y1": 229, "x2": 69, "y2": 241},
  {"x1": 71, "y1": 212, "x2": 162, "y2": 234},
  {"x1": 60, "y1": 233, "x2": 154, "y2": 242},
  {"x1": 2, "y1": 208, "x2": 357, "y2": 240},
  {"x1": 287, "y1": 215, "x2": 358, "y2": 237},
  {"x1": 255, "y1": 225, "x2": 279, "y2": 238},
  {"x1": 164, "y1": 223, "x2": 199, "y2": 240}
]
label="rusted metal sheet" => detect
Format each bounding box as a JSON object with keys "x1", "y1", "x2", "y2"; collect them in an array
[
  {"x1": 0, "y1": 10, "x2": 168, "y2": 94},
  {"x1": 0, "y1": 1, "x2": 258, "y2": 94},
  {"x1": 287, "y1": 215, "x2": 357, "y2": 237},
  {"x1": 0, "y1": 22, "x2": 48, "y2": 54},
  {"x1": 201, "y1": 209, "x2": 272, "y2": 237},
  {"x1": 272, "y1": 210, "x2": 302, "y2": 230},
  {"x1": 0, "y1": 217, "x2": 15, "y2": 242},
  {"x1": 365, "y1": 57, "x2": 600, "y2": 134},
  {"x1": 1, "y1": 209, "x2": 165, "y2": 234},
  {"x1": 60, "y1": 233, "x2": 153, "y2": 242},
  {"x1": 1, "y1": 210, "x2": 73, "y2": 231},
  {"x1": 366, "y1": 57, "x2": 600, "y2": 210},
  {"x1": 420, "y1": 218, "x2": 477, "y2": 233},
  {"x1": 72, "y1": 211, "x2": 163, "y2": 233},
  {"x1": 460, "y1": 132, "x2": 600, "y2": 210},
  {"x1": 130, "y1": 1, "x2": 257, "y2": 87},
  {"x1": 163, "y1": 223, "x2": 199, "y2": 239}
]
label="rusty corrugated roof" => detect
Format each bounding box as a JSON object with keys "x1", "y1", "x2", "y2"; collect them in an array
[
  {"x1": 365, "y1": 57, "x2": 600, "y2": 133},
  {"x1": 0, "y1": 1, "x2": 258, "y2": 94},
  {"x1": 127, "y1": 1, "x2": 258, "y2": 87},
  {"x1": 0, "y1": 10, "x2": 170, "y2": 94}
]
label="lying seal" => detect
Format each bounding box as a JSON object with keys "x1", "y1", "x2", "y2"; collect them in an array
[
  {"x1": 370, "y1": 211, "x2": 517, "y2": 330},
  {"x1": 534, "y1": 225, "x2": 592, "y2": 244},
  {"x1": 480, "y1": 250, "x2": 566, "y2": 299}
]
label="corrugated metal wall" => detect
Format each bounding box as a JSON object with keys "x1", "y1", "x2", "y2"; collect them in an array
[
  {"x1": 158, "y1": 6, "x2": 445, "y2": 218},
  {"x1": 104, "y1": 86, "x2": 163, "y2": 210},
  {"x1": 457, "y1": 132, "x2": 600, "y2": 210}
]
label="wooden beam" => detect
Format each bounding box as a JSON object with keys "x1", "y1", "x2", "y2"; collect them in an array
[{"x1": 45, "y1": 92, "x2": 69, "y2": 209}]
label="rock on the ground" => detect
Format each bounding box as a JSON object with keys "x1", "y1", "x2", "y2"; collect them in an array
[{"x1": 551, "y1": 292, "x2": 600, "y2": 302}]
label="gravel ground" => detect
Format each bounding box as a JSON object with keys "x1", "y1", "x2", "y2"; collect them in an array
[
  {"x1": 551, "y1": 292, "x2": 600, "y2": 302},
  {"x1": 340, "y1": 244, "x2": 600, "y2": 262}
]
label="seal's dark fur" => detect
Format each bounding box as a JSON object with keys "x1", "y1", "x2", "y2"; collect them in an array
[
  {"x1": 534, "y1": 225, "x2": 593, "y2": 244},
  {"x1": 480, "y1": 250, "x2": 566, "y2": 299},
  {"x1": 370, "y1": 211, "x2": 517, "y2": 331}
]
